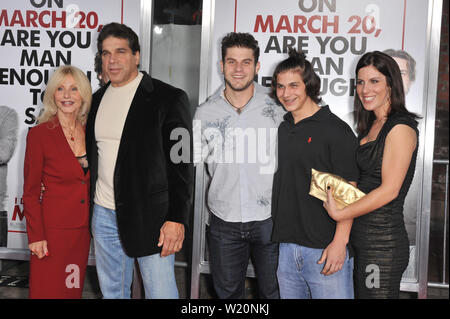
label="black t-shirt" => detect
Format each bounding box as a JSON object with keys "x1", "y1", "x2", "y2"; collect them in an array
[{"x1": 271, "y1": 106, "x2": 359, "y2": 249}]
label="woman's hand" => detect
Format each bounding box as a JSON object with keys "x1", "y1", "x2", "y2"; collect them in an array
[
  {"x1": 29, "y1": 240, "x2": 49, "y2": 259},
  {"x1": 323, "y1": 187, "x2": 343, "y2": 222}
]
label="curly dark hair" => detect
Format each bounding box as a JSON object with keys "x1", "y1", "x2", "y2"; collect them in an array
[{"x1": 221, "y1": 32, "x2": 260, "y2": 64}]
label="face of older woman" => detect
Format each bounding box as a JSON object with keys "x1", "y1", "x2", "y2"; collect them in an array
[
  {"x1": 54, "y1": 74, "x2": 83, "y2": 117},
  {"x1": 356, "y1": 65, "x2": 391, "y2": 113}
]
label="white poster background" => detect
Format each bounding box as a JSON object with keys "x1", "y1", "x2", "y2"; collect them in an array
[
  {"x1": 209, "y1": 0, "x2": 430, "y2": 280},
  {"x1": 1, "y1": 0, "x2": 140, "y2": 249},
  {"x1": 210, "y1": 0, "x2": 427, "y2": 118}
]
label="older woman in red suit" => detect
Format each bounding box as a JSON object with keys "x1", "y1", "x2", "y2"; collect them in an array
[{"x1": 23, "y1": 65, "x2": 92, "y2": 298}]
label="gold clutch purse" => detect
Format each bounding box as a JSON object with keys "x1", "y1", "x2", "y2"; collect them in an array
[{"x1": 309, "y1": 168, "x2": 365, "y2": 209}]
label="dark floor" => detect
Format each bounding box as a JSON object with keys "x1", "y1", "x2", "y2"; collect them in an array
[{"x1": 0, "y1": 259, "x2": 447, "y2": 299}]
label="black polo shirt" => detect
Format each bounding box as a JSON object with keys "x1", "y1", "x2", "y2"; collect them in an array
[{"x1": 271, "y1": 105, "x2": 359, "y2": 249}]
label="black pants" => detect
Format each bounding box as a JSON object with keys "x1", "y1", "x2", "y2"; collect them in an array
[{"x1": 207, "y1": 214, "x2": 280, "y2": 299}]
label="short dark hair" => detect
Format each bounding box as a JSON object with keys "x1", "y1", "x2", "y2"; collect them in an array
[
  {"x1": 97, "y1": 22, "x2": 140, "y2": 55},
  {"x1": 271, "y1": 49, "x2": 322, "y2": 104},
  {"x1": 221, "y1": 32, "x2": 260, "y2": 63},
  {"x1": 354, "y1": 51, "x2": 419, "y2": 136},
  {"x1": 383, "y1": 49, "x2": 416, "y2": 82}
]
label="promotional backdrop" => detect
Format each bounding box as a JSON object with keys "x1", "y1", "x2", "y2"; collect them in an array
[{"x1": 210, "y1": 0, "x2": 427, "y2": 118}]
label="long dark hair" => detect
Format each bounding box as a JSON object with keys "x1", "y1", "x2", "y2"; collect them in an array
[
  {"x1": 271, "y1": 49, "x2": 322, "y2": 105},
  {"x1": 354, "y1": 51, "x2": 419, "y2": 136}
]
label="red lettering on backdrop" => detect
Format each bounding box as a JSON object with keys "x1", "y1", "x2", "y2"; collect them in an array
[
  {"x1": 276, "y1": 15, "x2": 292, "y2": 33},
  {"x1": 11, "y1": 198, "x2": 25, "y2": 222},
  {"x1": 26, "y1": 10, "x2": 39, "y2": 27},
  {"x1": 254, "y1": 15, "x2": 274, "y2": 33},
  {"x1": 0, "y1": 10, "x2": 67, "y2": 28},
  {"x1": 11, "y1": 10, "x2": 25, "y2": 26},
  {"x1": 294, "y1": 16, "x2": 307, "y2": 33},
  {"x1": 254, "y1": 15, "x2": 339, "y2": 34}
]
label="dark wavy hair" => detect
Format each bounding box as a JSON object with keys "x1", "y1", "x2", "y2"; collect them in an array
[
  {"x1": 354, "y1": 51, "x2": 419, "y2": 136},
  {"x1": 271, "y1": 49, "x2": 322, "y2": 105},
  {"x1": 97, "y1": 22, "x2": 140, "y2": 55},
  {"x1": 221, "y1": 32, "x2": 260, "y2": 64}
]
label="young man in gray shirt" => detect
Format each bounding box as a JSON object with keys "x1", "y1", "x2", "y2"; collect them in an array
[{"x1": 194, "y1": 33, "x2": 285, "y2": 298}]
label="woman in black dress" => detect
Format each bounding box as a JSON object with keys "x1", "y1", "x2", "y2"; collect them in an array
[{"x1": 323, "y1": 51, "x2": 419, "y2": 298}]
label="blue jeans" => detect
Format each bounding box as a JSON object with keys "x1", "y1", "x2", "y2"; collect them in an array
[
  {"x1": 207, "y1": 214, "x2": 279, "y2": 299},
  {"x1": 91, "y1": 204, "x2": 178, "y2": 299},
  {"x1": 277, "y1": 243, "x2": 354, "y2": 299}
]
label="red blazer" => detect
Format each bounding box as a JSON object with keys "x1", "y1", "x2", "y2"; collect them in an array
[{"x1": 23, "y1": 117, "x2": 90, "y2": 244}]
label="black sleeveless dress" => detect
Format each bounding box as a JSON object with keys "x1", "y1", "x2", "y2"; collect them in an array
[{"x1": 351, "y1": 112, "x2": 418, "y2": 299}]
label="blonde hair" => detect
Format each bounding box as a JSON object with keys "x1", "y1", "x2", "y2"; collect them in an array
[{"x1": 37, "y1": 65, "x2": 92, "y2": 125}]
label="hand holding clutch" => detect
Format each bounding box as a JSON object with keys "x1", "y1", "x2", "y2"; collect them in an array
[{"x1": 309, "y1": 168, "x2": 365, "y2": 209}]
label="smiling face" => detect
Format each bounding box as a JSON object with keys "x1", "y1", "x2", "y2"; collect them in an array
[
  {"x1": 275, "y1": 70, "x2": 313, "y2": 119},
  {"x1": 53, "y1": 74, "x2": 83, "y2": 117},
  {"x1": 101, "y1": 36, "x2": 140, "y2": 87},
  {"x1": 356, "y1": 65, "x2": 391, "y2": 114},
  {"x1": 220, "y1": 46, "x2": 260, "y2": 92}
]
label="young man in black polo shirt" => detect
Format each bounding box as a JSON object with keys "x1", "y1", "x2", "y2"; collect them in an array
[{"x1": 271, "y1": 50, "x2": 359, "y2": 299}]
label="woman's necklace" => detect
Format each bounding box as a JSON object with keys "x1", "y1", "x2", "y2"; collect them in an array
[
  {"x1": 62, "y1": 122, "x2": 76, "y2": 142},
  {"x1": 224, "y1": 91, "x2": 253, "y2": 114},
  {"x1": 68, "y1": 126, "x2": 75, "y2": 141}
]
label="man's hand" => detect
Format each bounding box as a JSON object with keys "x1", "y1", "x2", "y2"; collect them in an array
[
  {"x1": 317, "y1": 240, "x2": 347, "y2": 276},
  {"x1": 158, "y1": 221, "x2": 185, "y2": 257}
]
